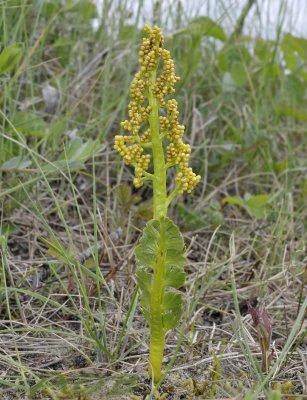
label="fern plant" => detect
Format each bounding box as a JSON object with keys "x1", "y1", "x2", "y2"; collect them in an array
[{"x1": 114, "y1": 25, "x2": 200, "y2": 383}]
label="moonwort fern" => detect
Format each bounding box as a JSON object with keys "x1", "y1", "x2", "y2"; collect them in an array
[{"x1": 114, "y1": 25, "x2": 200, "y2": 383}]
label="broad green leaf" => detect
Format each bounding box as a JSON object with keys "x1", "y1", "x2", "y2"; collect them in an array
[
  {"x1": 136, "y1": 269, "x2": 151, "y2": 322},
  {"x1": 165, "y1": 265, "x2": 185, "y2": 289},
  {"x1": 135, "y1": 218, "x2": 185, "y2": 272},
  {"x1": 261, "y1": 62, "x2": 280, "y2": 79},
  {"x1": 223, "y1": 194, "x2": 271, "y2": 219},
  {"x1": 188, "y1": 17, "x2": 227, "y2": 41},
  {"x1": 135, "y1": 218, "x2": 186, "y2": 331},
  {"x1": 244, "y1": 194, "x2": 271, "y2": 219},
  {"x1": 217, "y1": 48, "x2": 230, "y2": 72},
  {"x1": 10, "y1": 112, "x2": 47, "y2": 138},
  {"x1": 162, "y1": 291, "x2": 182, "y2": 330},
  {"x1": 136, "y1": 268, "x2": 151, "y2": 296},
  {"x1": 222, "y1": 195, "x2": 245, "y2": 208},
  {"x1": 254, "y1": 38, "x2": 274, "y2": 62},
  {"x1": 41, "y1": 159, "x2": 85, "y2": 173},
  {"x1": 231, "y1": 61, "x2": 248, "y2": 86},
  {"x1": 0, "y1": 44, "x2": 22, "y2": 74},
  {"x1": 60, "y1": 137, "x2": 103, "y2": 163},
  {"x1": 282, "y1": 33, "x2": 307, "y2": 62},
  {"x1": 1, "y1": 156, "x2": 31, "y2": 170},
  {"x1": 281, "y1": 34, "x2": 307, "y2": 77}
]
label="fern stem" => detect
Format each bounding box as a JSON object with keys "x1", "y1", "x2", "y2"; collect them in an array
[
  {"x1": 148, "y1": 69, "x2": 167, "y2": 382},
  {"x1": 149, "y1": 232, "x2": 166, "y2": 383},
  {"x1": 148, "y1": 70, "x2": 167, "y2": 220}
]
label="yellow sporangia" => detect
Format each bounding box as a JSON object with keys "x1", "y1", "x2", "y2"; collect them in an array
[{"x1": 114, "y1": 25, "x2": 200, "y2": 193}]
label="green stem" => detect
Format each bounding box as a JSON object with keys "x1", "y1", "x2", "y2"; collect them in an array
[
  {"x1": 166, "y1": 186, "x2": 181, "y2": 207},
  {"x1": 148, "y1": 69, "x2": 167, "y2": 383},
  {"x1": 148, "y1": 70, "x2": 167, "y2": 219},
  {"x1": 149, "y1": 228, "x2": 166, "y2": 383}
]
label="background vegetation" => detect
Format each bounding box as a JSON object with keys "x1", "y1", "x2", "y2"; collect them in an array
[{"x1": 0, "y1": 0, "x2": 306, "y2": 399}]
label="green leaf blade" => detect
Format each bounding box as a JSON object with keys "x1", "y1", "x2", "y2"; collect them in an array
[
  {"x1": 135, "y1": 217, "x2": 186, "y2": 332},
  {"x1": 162, "y1": 291, "x2": 182, "y2": 331},
  {"x1": 0, "y1": 44, "x2": 22, "y2": 74},
  {"x1": 189, "y1": 16, "x2": 227, "y2": 41}
]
